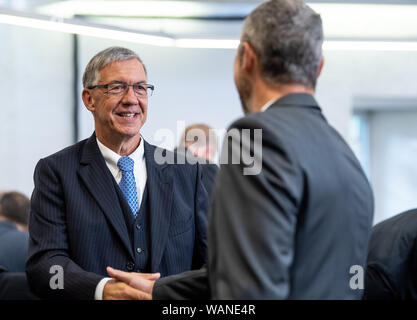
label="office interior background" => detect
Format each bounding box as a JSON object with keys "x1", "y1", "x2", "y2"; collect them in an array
[{"x1": 0, "y1": 0, "x2": 416, "y2": 225}]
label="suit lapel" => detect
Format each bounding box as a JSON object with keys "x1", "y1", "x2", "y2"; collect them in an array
[
  {"x1": 78, "y1": 134, "x2": 134, "y2": 260},
  {"x1": 143, "y1": 141, "x2": 174, "y2": 272}
]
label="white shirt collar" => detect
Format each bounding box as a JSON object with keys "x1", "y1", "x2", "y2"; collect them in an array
[
  {"x1": 96, "y1": 136, "x2": 145, "y2": 176},
  {"x1": 96, "y1": 136, "x2": 147, "y2": 210},
  {"x1": 260, "y1": 99, "x2": 277, "y2": 112}
]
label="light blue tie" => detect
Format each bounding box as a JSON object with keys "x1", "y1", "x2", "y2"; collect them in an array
[{"x1": 117, "y1": 156, "x2": 139, "y2": 216}]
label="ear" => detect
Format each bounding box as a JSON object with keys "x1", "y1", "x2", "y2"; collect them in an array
[
  {"x1": 317, "y1": 56, "x2": 324, "y2": 78},
  {"x1": 82, "y1": 88, "x2": 96, "y2": 113},
  {"x1": 240, "y1": 42, "x2": 257, "y2": 75}
]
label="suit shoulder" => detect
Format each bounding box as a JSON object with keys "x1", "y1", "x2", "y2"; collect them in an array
[
  {"x1": 227, "y1": 112, "x2": 290, "y2": 151},
  {"x1": 373, "y1": 209, "x2": 417, "y2": 241},
  {"x1": 2, "y1": 228, "x2": 29, "y2": 243},
  {"x1": 145, "y1": 142, "x2": 176, "y2": 166},
  {"x1": 147, "y1": 142, "x2": 200, "y2": 172},
  {"x1": 228, "y1": 110, "x2": 291, "y2": 137},
  {"x1": 229, "y1": 112, "x2": 266, "y2": 130},
  {"x1": 146, "y1": 142, "x2": 175, "y2": 160},
  {"x1": 0, "y1": 225, "x2": 28, "y2": 247}
]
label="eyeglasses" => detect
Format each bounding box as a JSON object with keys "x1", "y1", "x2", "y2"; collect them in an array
[{"x1": 87, "y1": 81, "x2": 154, "y2": 97}]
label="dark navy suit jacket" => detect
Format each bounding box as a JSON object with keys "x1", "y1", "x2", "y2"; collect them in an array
[{"x1": 26, "y1": 134, "x2": 208, "y2": 299}]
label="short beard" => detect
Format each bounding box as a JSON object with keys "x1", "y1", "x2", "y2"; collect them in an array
[{"x1": 236, "y1": 75, "x2": 252, "y2": 114}]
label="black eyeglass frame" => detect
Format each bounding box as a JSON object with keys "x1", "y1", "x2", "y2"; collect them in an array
[{"x1": 87, "y1": 81, "x2": 154, "y2": 97}]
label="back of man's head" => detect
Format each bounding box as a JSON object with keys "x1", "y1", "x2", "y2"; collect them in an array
[
  {"x1": 0, "y1": 191, "x2": 30, "y2": 227},
  {"x1": 241, "y1": 0, "x2": 323, "y2": 89}
]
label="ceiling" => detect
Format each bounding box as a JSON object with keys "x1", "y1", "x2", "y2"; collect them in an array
[
  {"x1": 2, "y1": 0, "x2": 417, "y2": 8},
  {"x1": 1, "y1": 0, "x2": 417, "y2": 49}
]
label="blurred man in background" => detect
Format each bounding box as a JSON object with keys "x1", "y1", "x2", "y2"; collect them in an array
[
  {"x1": 177, "y1": 123, "x2": 219, "y2": 198},
  {"x1": 108, "y1": 0, "x2": 374, "y2": 300},
  {"x1": 0, "y1": 191, "x2": 30, "y2": 272},
  {"x1": 178, "y1": 123, "x2": 218, "y2": 164},
  {"x1": 0, "y1": 191, "x2": 37, "y2": 300}
]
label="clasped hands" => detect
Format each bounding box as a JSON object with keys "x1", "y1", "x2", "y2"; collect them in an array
[{"x1": 103, "y1": 266, "x2": 160, "y2": 300}]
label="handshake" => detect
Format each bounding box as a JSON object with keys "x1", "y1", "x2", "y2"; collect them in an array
[{"x1": 103, "y1": 267, "x2": 160, "y2": 300}]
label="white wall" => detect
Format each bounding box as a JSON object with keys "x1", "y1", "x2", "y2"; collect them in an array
[
  {"x1": 316, "y1": 51, "x2": 417, "y2": 224},
  {"x1": 316, "y1": 51, "x2": 417, "y2": 140},
  {"x1": 369, "y1": 110, "x2": 417, "y2": 225},
  {"x1": 0, "y1": 25, "x2": 73, "y2": 196}
]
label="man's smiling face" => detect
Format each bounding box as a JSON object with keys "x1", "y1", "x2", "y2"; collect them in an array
[{"x1": 88, "y1": 59, "x2": 148, "y2": 143}]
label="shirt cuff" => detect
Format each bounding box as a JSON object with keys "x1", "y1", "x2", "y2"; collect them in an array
[{"x1": 95, "y1": 277, "x2": 112, "y2": 300}]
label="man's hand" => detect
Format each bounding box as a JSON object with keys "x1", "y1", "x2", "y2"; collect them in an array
[
  {"x1": 106, "y1": 266, "x2": 159, "y2": 297},
  {"x1": 102, "y1": 279, "x2": 152, "y2": 300}
]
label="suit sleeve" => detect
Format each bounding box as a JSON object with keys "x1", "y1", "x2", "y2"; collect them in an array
[
  {"x1": 192, "y1": 163, "x2": 209, "y2": 269},
  {"x1": 363, "y1": 264, "x2": 396, "y2": 300},
  {"x1": 209, "y1": 117, "x2": 303, "y2": 299},
  {"x1": 153, "y1": 266, "x2": 209, "y2": 300},
  {"x1": 26, "y1": 158, "x2": 103, "y2": 299}
]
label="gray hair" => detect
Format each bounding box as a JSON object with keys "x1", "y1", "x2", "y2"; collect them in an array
[
  {"x1": 82, "y1": 46, "x2": 147, "y2": 88},
  {"x1": 241, "y1": 0, "x2": 323, "y2": 89}
]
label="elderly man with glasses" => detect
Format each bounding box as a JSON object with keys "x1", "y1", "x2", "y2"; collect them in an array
[{"x1": 26, "y1": 47, "x2": 209, "y2": 300}]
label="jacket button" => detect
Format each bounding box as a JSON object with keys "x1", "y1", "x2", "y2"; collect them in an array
[{"x1": 126, "y1": 262, "x2": 135, "y2": 271}]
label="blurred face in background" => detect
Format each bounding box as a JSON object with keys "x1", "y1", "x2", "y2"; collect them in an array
[{"x1": 84, "y1": 59, "x2": 148, "y2": 146}]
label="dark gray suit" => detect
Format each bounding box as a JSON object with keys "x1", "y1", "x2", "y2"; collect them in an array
[{"x1": 153, "y1": 93, "x2": 374, "y2": 300}]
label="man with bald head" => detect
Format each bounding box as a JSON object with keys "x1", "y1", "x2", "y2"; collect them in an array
[{"x1": 26, "y1": 47, "x2": 208, "y2": 300}]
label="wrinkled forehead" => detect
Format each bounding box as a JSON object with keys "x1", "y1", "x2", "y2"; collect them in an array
[{"x1": 97, "y1": 59, "x2": 147, "y2": 84}]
